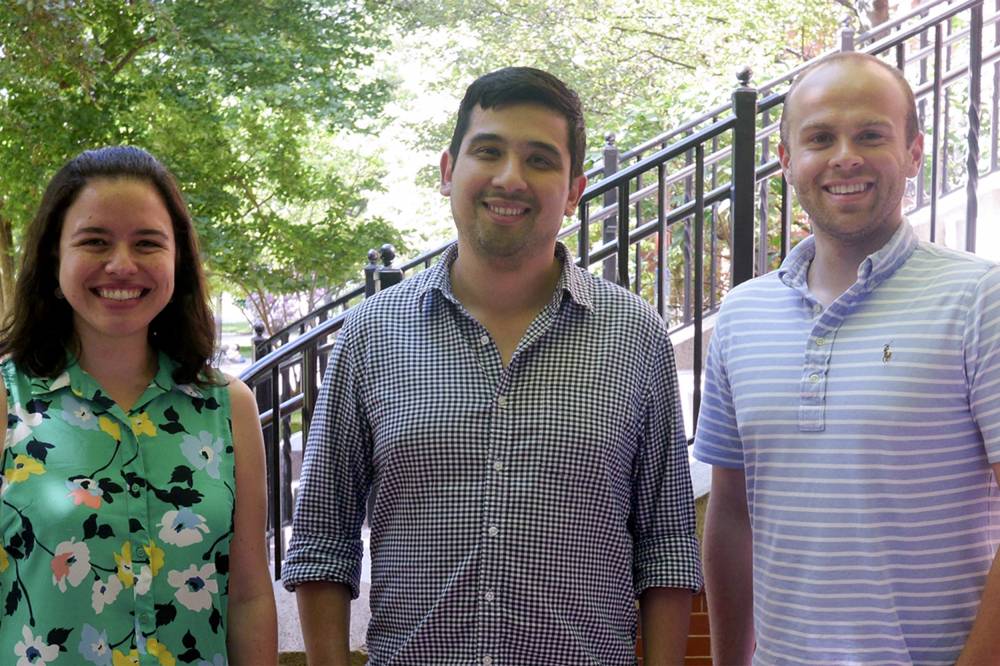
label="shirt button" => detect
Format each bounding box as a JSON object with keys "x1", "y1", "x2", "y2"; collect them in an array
[
  {"x1": 488, "y1": 526, "x2": 499, "y2": 537},
  {"x1": 813, "y1": 304, "x2": 823, "y2": 316},
  {"x1": 809, "y1": 373, "x2": 820, "y2": 383},
  {"x1": 484, "y1": 590, "x2": 495, "y2": 602},
  {"x1": 493, "y1": 461, "x2": 504, "y2": 472},
  {"x1": 479, "y1": 334, "x2": 490, "y2": 346},
  {"x1": 497, "y1": 396, "x2": 509, "y2": 408},
  {"x1": 482, "y1": 657, "x2": 494, "y2": 666},
  {"x1": 815, "y1": 337, "x2": 826, "y2": 346}
]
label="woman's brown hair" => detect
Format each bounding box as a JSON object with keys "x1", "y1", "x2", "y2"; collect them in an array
[{"x1": 0, "y1": 146, "x2": 217, "y2": 385}]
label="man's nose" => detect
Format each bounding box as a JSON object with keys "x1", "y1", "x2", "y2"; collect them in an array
[
  {"x1": 829, "y1": 139, "x2": 863, "y2": 170},
  {"x1": 492, "y1": 157, "x2": 528, "y2": 190}
]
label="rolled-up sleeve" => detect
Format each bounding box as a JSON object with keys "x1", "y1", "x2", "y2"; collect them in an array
[
  {"x1": 631, "y1": 329, "x2": 703, "y2": 594},
  {"x1": 283, "y1": 319, "x2": 372, "y2": 597}
]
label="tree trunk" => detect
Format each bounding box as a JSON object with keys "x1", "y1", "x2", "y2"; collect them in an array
[
  {"x1": 870, "y1": 0, "x2": 890, "y2": 26},
  {"x1": 0, "y1": 215, "x2": 15, "y2": 320}
]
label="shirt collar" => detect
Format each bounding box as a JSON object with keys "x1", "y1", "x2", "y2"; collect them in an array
[
  {"x1": 777, "y1": 219, "x2": 918, "y2": 293},
  {"x1": 418, "y1": 241, "x2": 595, "y2": 313},
  {"x1": 36, "y1": 350, "x2": 197, "y2": 410}
]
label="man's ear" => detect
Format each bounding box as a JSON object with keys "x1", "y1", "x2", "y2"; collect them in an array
[
  {"x1": 563, "y1": 174, "x2": 588, "y2": 216},
  {"x1": 905, "y1": 133, "x2": 924, "y2": 179},
  {"x1": 440, "y1": 150, "x2": 454, "y2": 197},
  {"x1": 778, "y1": 142, "x2": 792, "y2": 180}
]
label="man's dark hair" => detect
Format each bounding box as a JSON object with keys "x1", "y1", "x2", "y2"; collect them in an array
[
  {"x1": 0, "y1": 145, "x2": 217, "y2": 385},
  {"x1": 448, "y1": 67, "x2": 587, "y2": 179},
  {"x1": 779, "y1": 52, "x2": 920, "y2": 148}
]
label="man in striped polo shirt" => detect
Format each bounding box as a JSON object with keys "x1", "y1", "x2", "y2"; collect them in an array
[{"x1": 695, "y1": 52, "x2": 1000, "y2": 664}]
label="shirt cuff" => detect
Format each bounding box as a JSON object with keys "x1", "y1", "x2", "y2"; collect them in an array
[
  {"x1": 633, "y1": 532, "x2": 704, "y2": 594},
  {"x1": 281, "y1": 532, "x2": 363, "y2": 598}
]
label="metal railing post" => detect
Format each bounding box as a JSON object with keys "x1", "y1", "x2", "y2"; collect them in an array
[
  {"x1": 364, "y1": 248, "x2": 379, "y2": 297},
  {"x1": 840, "y1": 18, "x2": 856, "y2": 52},
  {"x1": 731, "y1": 67, "x2": 758, "y2": 287},
  {"x1": 966, "y1": 2, "x2": 984, "y2": 253},
  {"x1": 603, "y1": 134, "x2": 619, "y2": 282},
  {"x1": 377, "y1": 244, "x2": 403, "y2": 291}
]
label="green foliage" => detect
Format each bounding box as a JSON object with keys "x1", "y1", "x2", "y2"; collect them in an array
[
  {"x1": 386, "y1": 0, "x2": 845, "y2": 162},
  {"x1": 0, "y1": 0, "x2": 400, "y2": 325}
]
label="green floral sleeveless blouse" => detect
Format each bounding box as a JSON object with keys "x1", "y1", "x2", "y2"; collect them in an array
[{"x1": 0, "y1": 354, "x2": 235, "y2": 666}]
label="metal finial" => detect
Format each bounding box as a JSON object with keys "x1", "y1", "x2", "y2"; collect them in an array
[
  {"x1": 367, "y1": 248, "x2": 379, "y2": 264},
  {"x1": 604, "y1": 132, "x2": 616, "y2": 146},
  {"x1": 736, "y1": 66, "x2": 753, "y2": 87},
  {"x1": 380, "y1": 244, "x2": 396, "y2": 266}
]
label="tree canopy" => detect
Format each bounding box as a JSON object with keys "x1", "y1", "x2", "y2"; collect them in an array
[
  {"x1": 0, "y1": 0, "x2": 403, "y2": 331},
  {"x1": 0, "y1": 0, "x2": 888, "y2": 332},
  {"x1": 386, "y1": 0, "x2": 850, "y2": 162}
]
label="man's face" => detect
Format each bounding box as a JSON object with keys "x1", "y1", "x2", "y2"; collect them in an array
[
  {"x1": 779, "y1": 60, "x2": 923, "y2": 252},
  {"x1": 440, "y1": 103, "x2": 586, "y2": 265}
]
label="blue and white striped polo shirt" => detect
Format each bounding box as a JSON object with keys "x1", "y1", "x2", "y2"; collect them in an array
[{"x1": 694, "y1": 220, "x2": 1000, "y2": 665}]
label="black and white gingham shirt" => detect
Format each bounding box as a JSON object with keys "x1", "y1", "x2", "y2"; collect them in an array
[{"x1": 284, "y1": 243, "x2": 703, "y2": 665}]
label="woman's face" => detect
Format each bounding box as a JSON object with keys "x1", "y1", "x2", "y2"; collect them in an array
[{"x1": 57, "y1": 177, "x2": 176, "y2": 352}]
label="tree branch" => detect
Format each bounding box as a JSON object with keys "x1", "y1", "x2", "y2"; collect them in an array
[
  {"x1": 610, "y1": 25, "x2": 682, "y2": 42},
  {"x1": 108, "y1": 36, "x2": 158, "y2": 77}
]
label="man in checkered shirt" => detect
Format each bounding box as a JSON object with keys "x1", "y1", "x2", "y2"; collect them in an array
[{"x1": 284, "y1": 67, "x2": 703, "y2": 665}]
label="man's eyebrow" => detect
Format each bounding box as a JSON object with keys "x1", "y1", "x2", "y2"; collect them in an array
[
  {"x1": 467, "y1": 132, "x2": 563, "y2": 158},
  {"x1": 798, "y1": 119, "x2": 894, "y2": 133}
]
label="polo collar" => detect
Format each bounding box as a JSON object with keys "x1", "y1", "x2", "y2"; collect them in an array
[{"x1": 777, "y1": 219, "x2": 918, "y2": 295}]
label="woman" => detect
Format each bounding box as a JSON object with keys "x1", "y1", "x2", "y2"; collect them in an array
[{"x1": 0, "y1": 146, "x2": 277, "y2": 665}]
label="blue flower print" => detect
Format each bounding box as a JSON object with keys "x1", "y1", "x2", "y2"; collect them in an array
[
  {"x1": 77, "y1": 624, "x2": 111, "y2": 666},
  {"x1": 197, "y1": 655, "x2": 227, "y2": 666},
  {"x1": 61, "y1": 395, "x2": 100, "y2": 431},
  {"x1": 180, "y1": 431, "x2": 224, "y2": 479},
  {"x1": 158, "y1": 508, "x2": 210, "y2": 546}
]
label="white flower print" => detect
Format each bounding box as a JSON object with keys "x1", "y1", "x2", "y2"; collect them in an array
[
  {"x1": 158, "y1": 508, "x2": 210, "y2": 546},
  {"x1": 47, "y1": 372, "x2": 71, "y2": 393},
  {"x1": 168, "y1": 563, "x2": 218, "y2": 612},
  {"x1": 51, "y1": 538, "x2": 91, "y2": 592},
  {"x1": 14, "y1": 625, "x2": 60, "y2": 666},
  {"x1": 90, "y1": 574, "x2": 122, "y2": 614},
  {"x1": 134, "y1": 565, "x2": 153, "y2": 596},
  {"x1": 177, "y1": 383, "x2": 202, "y2": 398},
  {"x1": 7, "y1": 404, "x2": 42, "y2": 449}
]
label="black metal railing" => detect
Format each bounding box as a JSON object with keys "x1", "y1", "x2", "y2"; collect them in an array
[{"x1": 241, "y1": 0, "x2": 1000, "y2": 578}]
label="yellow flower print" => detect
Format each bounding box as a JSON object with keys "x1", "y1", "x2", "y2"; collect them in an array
[
  {"x1": 145, "y1": 638, "x2": 176, "y2": 666},
  {"x1": 4, "y1": 454, "x2": 45, "y2": 483},
  {"x1": 114, "y1": 542, "x2": 135, "y2": 588},
  {"x1": 99, "y1": 416, "x2": 121, "y2": 441},
  {"x1": 112, "y1": 649, "x2": 140, "y2": 666},
  {"x1": 144, "y1": 540, "x2": 165, "y2": 576},
  {"x1": 130, "y1": 412, "x2": 156, "y2": 438},
  {"x1": 0, "y1": 546, "x2": 8, "y2": 573}
]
